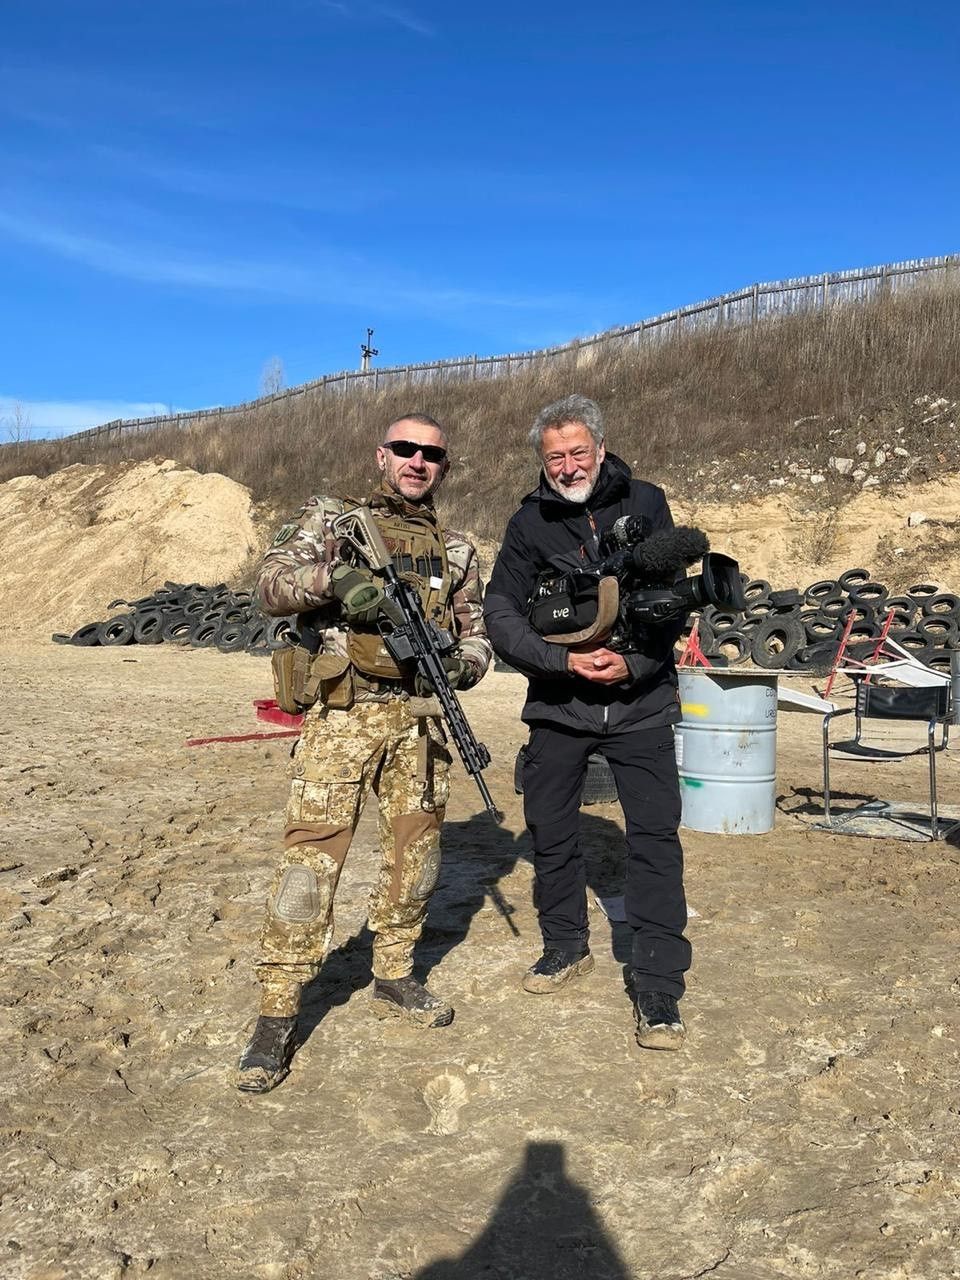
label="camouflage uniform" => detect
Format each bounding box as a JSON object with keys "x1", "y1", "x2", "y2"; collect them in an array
[{"x1": 254, "y1": 485, "x2": 491, "y2": 1018}]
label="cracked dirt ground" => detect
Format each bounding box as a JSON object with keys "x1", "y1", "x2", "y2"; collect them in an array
[{"x1": 2, "y1": 645, "x2": 959, "y2": 1279}]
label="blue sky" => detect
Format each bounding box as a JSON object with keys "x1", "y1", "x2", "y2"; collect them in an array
[{"x1": 2, "y1": 1, "x2": 958, "y2": 439}]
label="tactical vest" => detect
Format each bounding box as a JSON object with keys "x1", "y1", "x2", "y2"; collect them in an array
[{"x1": 344, "y1": 496, "x2": 454, "y2": 680}]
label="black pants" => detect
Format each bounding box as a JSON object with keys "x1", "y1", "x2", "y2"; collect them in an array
[{"x1": 522, "y1": 720, "x2": 691, "y2": 998}]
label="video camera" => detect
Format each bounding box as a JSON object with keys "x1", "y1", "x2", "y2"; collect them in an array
[{"x1": 527, "y1": 515, "x2": 746, "y2": 649}]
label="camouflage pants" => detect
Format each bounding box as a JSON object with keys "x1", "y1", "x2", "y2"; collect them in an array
[{"x1": 255, "y1": 697, "x2": 450, "y2": 1017}]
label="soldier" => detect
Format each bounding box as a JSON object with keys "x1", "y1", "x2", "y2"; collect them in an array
[{"x1": 238, "y1": 412, "x2": 492, "y2": 1094}]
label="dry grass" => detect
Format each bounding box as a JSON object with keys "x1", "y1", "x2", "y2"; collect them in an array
[{"x1": 4, "y1": 282, "x2": 960, "y2": 541}]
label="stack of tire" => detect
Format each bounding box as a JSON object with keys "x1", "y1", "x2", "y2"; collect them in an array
[
  {"x1": 52, "y1": 582, "x2": 297, "y2": 656},
  {"x1": 694, "y1": 570, "x2": 959, "y2": 674}
]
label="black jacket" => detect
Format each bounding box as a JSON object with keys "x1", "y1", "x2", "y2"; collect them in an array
[{"x1": 484, "y1": 454, "x2": 684, "y2": 732}]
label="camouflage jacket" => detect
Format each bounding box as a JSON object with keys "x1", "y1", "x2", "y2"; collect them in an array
[{"x1": 257, "y1": 485, "x2": 492, "y2": 683}]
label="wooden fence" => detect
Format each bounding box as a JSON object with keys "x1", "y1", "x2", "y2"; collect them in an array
[{"x1": 68, "y1": 252, "x2": 960, "y2": 444}]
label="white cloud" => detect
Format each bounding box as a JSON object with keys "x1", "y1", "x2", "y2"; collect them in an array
[
  {"x1": 370, "y1": 4, "x2": 435, "y2": 36},
  {"x1": 0, "y1": 209, "x2": 571, "y2": 315},
  {"x1": 0, "y1": 397, "x2": 178, "y2": 439},
  {"x1": 317, "y1": 1, "x2": 435, "y2": 36}
]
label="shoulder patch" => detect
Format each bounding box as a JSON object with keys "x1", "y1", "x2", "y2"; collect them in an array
[{"x1": 272, "y1": 522, "x2": 299, "y2": 546}]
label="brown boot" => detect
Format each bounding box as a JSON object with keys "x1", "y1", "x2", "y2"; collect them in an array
[
  {"x1": 372, "y1": 976, "x2": 454, "y2": 1028},
  {"x1": 236, "y1": 1015, "x2": 298, "y2": 1093}
]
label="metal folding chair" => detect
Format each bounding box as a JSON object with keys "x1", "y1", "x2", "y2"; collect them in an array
[{"x1": 822, "y1": 675, "x2": 952, "y2": 840}]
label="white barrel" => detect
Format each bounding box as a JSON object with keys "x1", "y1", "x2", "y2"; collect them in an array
[{"x1": 675, "y1": 669, "x2": 778, "y2": 834}]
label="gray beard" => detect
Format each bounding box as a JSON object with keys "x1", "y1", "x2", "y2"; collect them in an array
[{"x1": 543, "y1": 471, "x2": 599, "y2": 505}]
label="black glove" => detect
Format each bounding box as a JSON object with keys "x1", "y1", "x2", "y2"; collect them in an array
[
  {"x1": 329, "y1": 564, "x2": 385, "y2": 626},
  {"x1": 414, "y1": 652, "x2": 475, "y2": 697}
]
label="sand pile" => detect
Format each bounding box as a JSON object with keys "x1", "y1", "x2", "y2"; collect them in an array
[
  {"x1": 0, "y1": 460, "x2": 259, "y2": 640},
  {"x1": 675, "y1": 474, "x2": 960, "y2": 591}
]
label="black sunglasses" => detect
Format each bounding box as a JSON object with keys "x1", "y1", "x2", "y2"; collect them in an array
[{"x1": 383, "y1": 440, "x2": 447, "y2": 464}]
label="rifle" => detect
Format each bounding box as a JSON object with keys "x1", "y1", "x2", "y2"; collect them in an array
[{"x1": 331, "y1": 507, "x2": 503, "y2": 823}]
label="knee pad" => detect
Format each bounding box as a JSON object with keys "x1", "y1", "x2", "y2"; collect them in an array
[
  {"x1": 411, "y1": 845, "x2": 442, "y2": 900},
  {"x1": 271, "y1": 865, "x2": 321, "y2": 924}
]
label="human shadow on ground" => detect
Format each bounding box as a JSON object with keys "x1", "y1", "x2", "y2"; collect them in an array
[
  {"x1": 417, "y1": 806, "x2": 634, "y2": 978},
  {"x1": 296, "y1": 806, "x2": 632, "y2": 1048},
  {"x1": 414, "y1": 1140, "x2": 632, "y2": 1280},
  {"x1": 297, "y1": 923, "x2": 377, "y2": 1046}
]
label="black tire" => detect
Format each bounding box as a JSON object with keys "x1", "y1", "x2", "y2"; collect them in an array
[
  {"x1": 838, "y1": 602, "x2": 876, "y2": 627},
  {"x1": 217, "y1": 624, "x2": 251, "y2": 653},
  {"x1": 162, "y1": 617, "x2": 195, "y2": 644},
  {"x1": 219, "y1": 606, "x2": 251, "y2": 624},
  {"x1": 768, "y1": 588, "x2": 803, "y2": 610},
  {"x1": 267, "y1": 617, "x2": 296, "y2": 649},
  {"x1": 689, "y1": 618, "x2": 715, "y2": 652},
  {"x1": 925, "y1": 651, "x2": 954, "y2": 673},
  {"x1": 917, "y1": 616, "x2": 959, "y2": 644},
  {"x1": 97, "y1": 615, "x2": 135, "y2": 646},
  {"x1": 804, "y1": 579, "x2": 840, "y2": 604},
  {"x1": 581, "y1": 754, "x2": 619, "y2": 806},
  {"x1": 892, "y1": 629, "x2": 933, "y2": 657},
  {"x1": 708, "y1": 610, "x2": 741, "y2": 632},
  {"x1": 189, "y1": 620, "x2": 221, "y2": 647},
  {"x1": 805, "y1": 614, "x2": 840, "y2": 641},
  {"x1": 182, "y1": 598, "x2": 208, "y2": 616},
  {"x1": 742, "y1": 600, "x2": 774, "y2": 617},
  {"x1": 750, "y1": 616, "x2": 804, "y2": 668},
  {"x1": 742, "y1": 579, "x2": 771, "y2": 606},
  {"x1": 847, "y1": 582, "x2": 888, "y2": 609},
  {"x1": 845, "y1": 620, "x2": 880, "y2": 641},
  {"x1": 838, "y1": 568, "x2": 871, "y2": 589},
  {"x1": 921, "y1": 592, "x2": 960, "y2": 618},
  {"x1": 883, "y1": 595, "x2": 916, "y2": 613},
  {"x1": 709, "y1": 628, "x2": 751, "y2": 665},
  {"x1": 738, "y1": 612, "x2": 768, "y2": 634},
  {"x1": 787, "y1": 640, "x2": 840, "y2": 673},
  {"x1": 845, "y1": 639, "x2": 884, "y2": 664},
  {"x1": 907, "y1": 582, "x2": 939, "y2": 604},
  {"x1": 107, "y1": 598, "x2": 128, "y2": 610},
  {"x1": 51, "y1": 632, "x2": 72, "y2": 644},
  {"x1": 200, "y1": 608, "x2": 225, "y2": 624},
  {"x1": 69, "y1": 622, "x2": 102, "y2": 646},
  {"x1": 245, "y1": 621, "x2": 268, "y2": 650},
  {"x1": 883, "y1": 608, "x2": 915, "y2": 634},
  {"x1": 132, "y1": 611, "x2": 164, "y2": 644},
  {"x1": 817, "y1": 593, "x2": 847, "y2": 618}
]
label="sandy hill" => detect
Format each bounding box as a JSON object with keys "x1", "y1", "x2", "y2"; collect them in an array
[
  {"x1": 0, "y1": 460, "x2": 259, "y2": 640},
  {"x1": 1, "y1": 459, "x2": 959, "y2": 642}
]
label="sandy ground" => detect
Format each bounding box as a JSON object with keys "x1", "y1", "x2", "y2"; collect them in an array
[{"x1": 2, "y1": 644, "x2": 959, "y2": 1280}]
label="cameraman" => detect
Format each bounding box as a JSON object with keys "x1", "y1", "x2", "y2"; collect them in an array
[{"x1": 484, "y1": 394, "x2": 691, "y2": 1050}]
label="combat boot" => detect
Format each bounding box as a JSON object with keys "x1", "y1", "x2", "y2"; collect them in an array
[
  {"x1": 236, "y1": 1015, "x2": 298, "y2": 1093},
  {"x1": 521, "y1": 946, "x2": 594, "y2": 994},
  {"x1": 372, "y1": 976, "x2": 454, "y2": 1028},
  {"x1": 633, "y1": 988, "x2": 686, "y2": 1051}
]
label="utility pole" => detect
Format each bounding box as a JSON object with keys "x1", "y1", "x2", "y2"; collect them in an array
[{"x1": 360, "y1": 327, "x2": 379, "y2": 372}]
